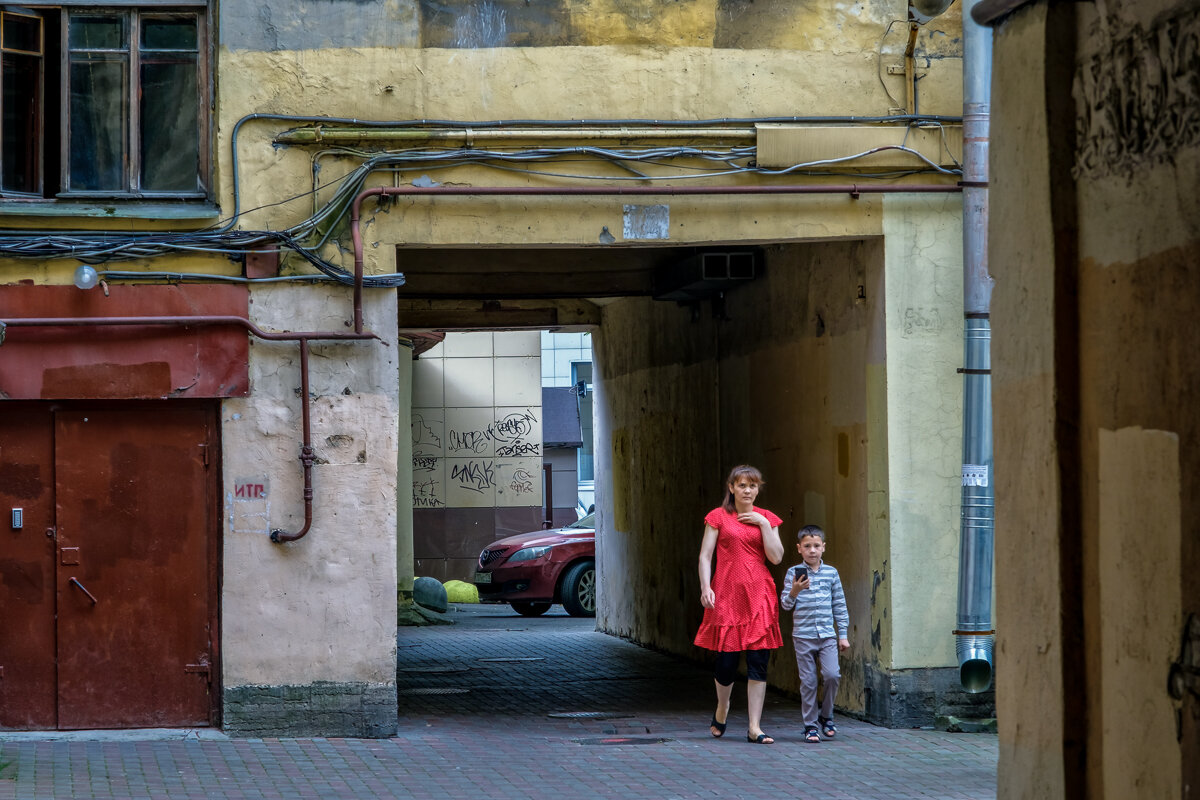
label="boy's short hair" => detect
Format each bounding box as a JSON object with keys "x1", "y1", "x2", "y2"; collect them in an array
[{"x1": 797, "y1": 524, "x2": 825, "y2": 542}]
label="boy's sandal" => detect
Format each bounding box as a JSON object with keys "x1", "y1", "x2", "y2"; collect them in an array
[
  {"x1": 747, "y1": 732, "x2": 775, "y2": 744},
  {"x1": 709, "y1": 714, "x2": 728, "y2": 738},
  {"x1": 804, "y1": 726, "x2": 821, "y2": 743},
  {"x1": 820, "y1": 717, "x2": 837, "y2": 738}
]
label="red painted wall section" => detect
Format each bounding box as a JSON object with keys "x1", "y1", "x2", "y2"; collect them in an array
[{"x1": 0, "y1": 284, "x2": 250, "y2": 399}]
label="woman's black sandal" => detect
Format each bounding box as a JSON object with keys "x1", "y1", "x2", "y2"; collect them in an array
[
  {"x1": 804, "y1": 726, "x2": 821, "y2": 743},
  {"x1": 709, "y1": 715, "x2": 728, "y2": 738},
  {"x1": 747, "y1": 732, "x2": 774, "y2": 744},
  {"x1": 820, "y1": 717, "x2": 837, "y2": 738}
]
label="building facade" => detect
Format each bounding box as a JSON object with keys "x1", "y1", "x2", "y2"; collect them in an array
[{"x1": 0, "y1": 0, "x2": 981, "y2": 735}]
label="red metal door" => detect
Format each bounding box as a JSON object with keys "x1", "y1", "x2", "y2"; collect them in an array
[
  {"x1": 0, "y1": 406, "x2": 58, "y2": 728},
  {"x1": 53, "y1": 405, "x2": 217, "y2": 729}
]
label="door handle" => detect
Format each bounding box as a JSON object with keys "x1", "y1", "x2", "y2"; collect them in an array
[{"x1": 69, "y1": 577, "x2": 98, "y2": 605}]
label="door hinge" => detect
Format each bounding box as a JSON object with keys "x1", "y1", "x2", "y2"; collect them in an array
[{"x1": 198, "y1": 443, "x2": 209, "y2": 467}]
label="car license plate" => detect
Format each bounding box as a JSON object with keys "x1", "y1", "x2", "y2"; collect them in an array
[{"x1": 475, "y1": 572, "x2": 491, "y2": 584}]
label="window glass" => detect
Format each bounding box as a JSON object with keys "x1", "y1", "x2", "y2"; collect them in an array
[
  {"x1": 140, "y1": 59, "x2": 198, "y2": 191},
  {"x1": 2, "y1": 52, "x2": 41, "y2": 193},
  {"x1": 69, "y1": 15, "x2": 126, "y2": 50},
  {"x1": 142, "y1": 17, "x2": 196, "y2": 50},
  {"x1": 3, "y1": 13, "x2": 42, "y2": 53},
  {"x1": 69, "y1": 55, "x2": 127, "y2": 190}
]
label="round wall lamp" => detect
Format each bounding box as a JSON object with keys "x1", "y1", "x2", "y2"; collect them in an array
[{"x1": 73, "y1": 264, "x2": 100, "y2": 290}]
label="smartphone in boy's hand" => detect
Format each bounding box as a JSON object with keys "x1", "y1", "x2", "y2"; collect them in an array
[{"x1": 794, "y1": 565, "x2": 808, "y2": 582}]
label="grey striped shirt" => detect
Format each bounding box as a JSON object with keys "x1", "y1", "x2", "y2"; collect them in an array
[{"x1": 780, "y1": 562, "x2": 849, "y2": 640}]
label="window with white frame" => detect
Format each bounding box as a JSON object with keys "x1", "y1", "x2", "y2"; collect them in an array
[{"x1": 0, "y1": 4, "x2": 208, "y2": 200}]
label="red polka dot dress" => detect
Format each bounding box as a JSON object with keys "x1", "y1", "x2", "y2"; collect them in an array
[{"x1": 693, "y1": 506, "x2": 784, "y2": 652}]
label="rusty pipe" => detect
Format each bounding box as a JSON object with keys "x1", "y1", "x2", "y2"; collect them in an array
[{"x1": 271, "y1": 337, "x2": 315, "y2": 543}]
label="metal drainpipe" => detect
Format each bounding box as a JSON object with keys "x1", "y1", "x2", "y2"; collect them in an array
[
  {"x1": 954, "y1": 0, "x2": 996, "y2": 693},
  {"x1": 0, "y1": 316, "x2": 378, "y2": 545}
]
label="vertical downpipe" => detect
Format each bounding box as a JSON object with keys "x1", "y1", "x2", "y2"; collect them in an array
[{"x1": 956, "y1": 0, "x2": 996, "y2": 693}]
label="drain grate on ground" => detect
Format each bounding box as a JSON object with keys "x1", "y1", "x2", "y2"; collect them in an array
[
  {"x1": 398, "y1": 666, "x2": 471, "y2": 673},
  {"x1": 398, "y1": 687, "x2": 471, "y2": 695},
  {"x1": 547, "y1": 711, "x2": 634, "y2": 720},
  {"x1": 574, "y1": 737, "x2": 672, "y2": 746},
  {"x1": 477, "y1": 657, "x2": 545, "y2": 663}
]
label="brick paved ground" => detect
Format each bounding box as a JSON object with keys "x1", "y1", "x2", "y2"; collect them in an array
[{"x1": 0, "y1": 604, "x2": 997, "y2": 799}]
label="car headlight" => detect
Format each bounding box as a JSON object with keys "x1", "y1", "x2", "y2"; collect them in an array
[{"x1": 507, "y1": 545, "x2": 552, "y2": 563}]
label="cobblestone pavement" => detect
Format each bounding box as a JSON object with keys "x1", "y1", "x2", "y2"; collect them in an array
[{"x1": 0, "y1": 604, "x2": 997, "y2": 799}]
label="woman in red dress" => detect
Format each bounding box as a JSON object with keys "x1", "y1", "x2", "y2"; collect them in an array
[{"x1": 694, "y1": 464, "x2": 785, "y2": 744}]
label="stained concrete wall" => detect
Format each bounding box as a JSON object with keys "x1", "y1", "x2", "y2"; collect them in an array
[
  {"x1": 989, "y1": 1, "x2": 1196, "y2": 796},
  {"x1": 220, "y1": 285, "x2": 400, "y2": 735}
]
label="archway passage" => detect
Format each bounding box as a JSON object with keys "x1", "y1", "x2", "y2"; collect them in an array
[{"x1": 395, "y1": 231, "x2": 988, "y2": 732}]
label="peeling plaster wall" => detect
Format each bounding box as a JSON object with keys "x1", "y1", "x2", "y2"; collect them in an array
[
  {"x1": 990, "y1": 0, "x2": 1197, "y2": 796},
  {"x1": 221, "y1": 285, "x2": 399, "y2": 692}
]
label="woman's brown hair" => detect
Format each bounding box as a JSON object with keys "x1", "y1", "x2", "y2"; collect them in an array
[{"x1": 721, "y1": 464, "x2": 764, "y2": 512}]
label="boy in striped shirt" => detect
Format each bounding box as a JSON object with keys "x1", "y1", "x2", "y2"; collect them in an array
[{"x1": 780, "y1": 524, "x2": 850, "y2": 743}]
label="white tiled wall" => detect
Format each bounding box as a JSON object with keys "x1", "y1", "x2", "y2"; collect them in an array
[
  {"x1": 540, "y1": 330, "x2": 593, "y2": 387},
  {"x1": 412, "y1": 332, "x2": 544, "y2": 509}
]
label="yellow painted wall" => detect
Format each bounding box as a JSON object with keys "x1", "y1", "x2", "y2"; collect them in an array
[{"x1": 881, "y1": 193, "x2": 963, "y2": 669}]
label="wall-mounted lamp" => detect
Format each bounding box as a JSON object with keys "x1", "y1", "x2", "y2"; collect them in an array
[
  {"x1": 910, "y1": 0, "x2": 954, "y2": 23},
  {"x1": 73, "y1": 264, "x2": 100, "y2": 290}
]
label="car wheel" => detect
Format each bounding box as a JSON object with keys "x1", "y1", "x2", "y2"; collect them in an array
[
  {"x1": 560, "y1": 559, "x2": 596, "y2": 617},
  {"x1": 511, "y1": 601, "x2": 551, "y2": 617}
]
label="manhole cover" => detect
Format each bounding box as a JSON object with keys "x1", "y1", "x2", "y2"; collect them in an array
[
  {"x1": 547, "y1": 711, "x2": 633, "y2": 720},
  {"x1": 574, "y1": 737, "x2": 672, "y2": 746},
  {"x1": 477, "y1": 657, "x2": 544, "y2": 663},
  {"x1": 398, "y1": 687, "x2": 470, "y2": 695}
]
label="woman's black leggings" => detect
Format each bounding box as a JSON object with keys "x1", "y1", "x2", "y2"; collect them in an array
[{"x1": 714, "y1": 649, "x2": 770, "y2": 685}]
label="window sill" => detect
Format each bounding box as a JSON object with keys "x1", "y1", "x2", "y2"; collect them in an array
[{"x1": 0, "y1": 200, "x2": 222, "y2": 222}]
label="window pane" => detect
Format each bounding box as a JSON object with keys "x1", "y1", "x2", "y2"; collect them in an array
[
  {"x1": 140, "y1": 59, "x2": 198, "y2": 192},
  {"x1": 69, "y1": 56, "x2": 126, "y2": 190},
  {"x1": 69, "y1": 16, "x2": 125, "y2": 50},
  {"x1": 142, "y1": 18, "x2": 196, "y2": 51},
  {"x1": 2, "y1": 52, "x2": 40, "y2": 193},
  {"x1": 3, "y1": 14, "x2": 42, "y2": 54}
]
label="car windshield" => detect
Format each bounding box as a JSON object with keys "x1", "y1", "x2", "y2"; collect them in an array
[{"x1": 567, "y1": 512, "x2": 595, "y2": 529}]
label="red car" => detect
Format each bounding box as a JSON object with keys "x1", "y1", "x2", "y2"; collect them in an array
[{"x1": 473, "y1": 512, "x2": 596, "y2": 617}]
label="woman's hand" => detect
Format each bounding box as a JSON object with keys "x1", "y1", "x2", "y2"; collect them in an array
[
  {"x1": 700, "y1": 587, "x2": 716, "y2": 608},
  {"x1": 737, "y1": 511, "x2": 769, "y2": 528}
]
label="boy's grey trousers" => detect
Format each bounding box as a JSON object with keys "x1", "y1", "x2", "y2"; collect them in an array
[{"x1": 792, "y1": 637, "x2": 841, "y2": 726}]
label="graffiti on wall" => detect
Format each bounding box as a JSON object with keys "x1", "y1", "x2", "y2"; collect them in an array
[
  {"x1": 1074, "y1": 6, "x2": 1200, "y2": 178},
  {"x1": 412, "y1": 411, "x2": 446, "y2": 507},
  {"x1": 414, "y1": 407, "x2": 542, "y2": 508},
  {"x1": 446, "y1": 408, "x2": 541, "y2": 459}
]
